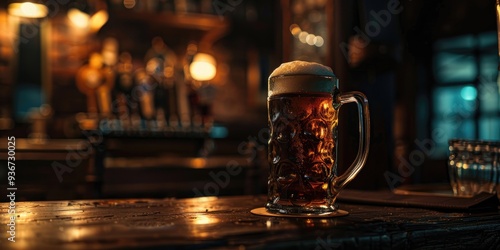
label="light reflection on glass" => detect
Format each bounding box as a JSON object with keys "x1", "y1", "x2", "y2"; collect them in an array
[{"x1": 497, "y1": 2, "x2": 500, "y2": 48}]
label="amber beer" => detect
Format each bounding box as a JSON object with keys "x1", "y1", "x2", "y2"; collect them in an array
[
  {"x1": 266, "y1": 61, "x2": 370, "y2": 215},
  {"x1": 268, "y1": 92, "x2": 337, "y2": 206}
]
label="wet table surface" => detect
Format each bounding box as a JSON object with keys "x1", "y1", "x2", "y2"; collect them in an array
[{"x1": 1, "y1": 195, "x2": 500, "y2": 249}]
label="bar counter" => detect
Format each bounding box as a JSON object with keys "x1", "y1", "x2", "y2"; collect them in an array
[{"x1": 2, "y1": 194, "x2": 500, "y2": 249}]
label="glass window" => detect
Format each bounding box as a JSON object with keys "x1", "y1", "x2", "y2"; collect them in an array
[
  {"x1": 428, "y1": 32, "x2": 500, "y2": 158},
  {"x1": 433, "y1": 52, "x2": 477, "y2": 83},
  {"x1": 432, "y1": 86, "x2": 476, "y2": 119},
  {"x1": 479, "y1": 116, "x2": 500, "y2": 140}
]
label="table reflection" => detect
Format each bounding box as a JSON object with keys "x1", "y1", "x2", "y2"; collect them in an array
[{"x1": 2, "y1": 195, "x2": 499, "y2": 250}]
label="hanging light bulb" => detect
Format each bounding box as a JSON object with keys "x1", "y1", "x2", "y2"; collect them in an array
[
  {"x1": 67, "y1": 1, "x2": 108, "y2": 32},
  {"x1": 189, "y1": 53, "x2": 217, "y2": 82},
  {"x1": 68, "y1": 8, "x2": 90, "y2": 28},
  {"x1": 8, "y1": 2, "x2": 48, "y2": 18},
  {"x1": 89, "y1": 9, "x2": 108, "y2": 32}
]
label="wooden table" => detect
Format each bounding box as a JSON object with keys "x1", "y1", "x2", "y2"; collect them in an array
[{"x1": 1, "y1": 195, "x2": 500, "y2": 249}]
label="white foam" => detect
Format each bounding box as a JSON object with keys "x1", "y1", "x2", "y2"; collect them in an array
[{"x1": 269, "y1": 60, "x2": 334, "y2": 78}]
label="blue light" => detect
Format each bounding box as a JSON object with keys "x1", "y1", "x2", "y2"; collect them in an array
[
  {"x1": 210, "y1": 125, "x2": 228, "y2": 138},
  {"x1": 14, "y1": 83, "x2": 44, "y2": 120},
  {"x1": 460, "y1": 86, "x2": 477, "y2": 101}
]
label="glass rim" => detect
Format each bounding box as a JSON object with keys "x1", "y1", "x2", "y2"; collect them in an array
[
  {"x1": 448, "y1": 138, "x2": 500, "y2": 145},
  {"x1": 448, "y1": 138, "x2": 500, "y2": 152},
  {"x1": 268, "y1": 74, "x2": 338, "y2": 96},
  {"x1": 269, "y1": 74, "x2": 336, "y2": 80}
]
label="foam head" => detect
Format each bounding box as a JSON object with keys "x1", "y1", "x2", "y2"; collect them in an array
[
  {"x1": 268, "y1": 61, "x2": 337, "y2": 96},
  {"x1": 269, "y1": 60, "x2": 335, "y2": 78}
]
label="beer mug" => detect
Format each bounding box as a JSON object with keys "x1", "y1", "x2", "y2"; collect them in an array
[{"x1": 266, "y1": 61, "x2": 370, "y2": 215}]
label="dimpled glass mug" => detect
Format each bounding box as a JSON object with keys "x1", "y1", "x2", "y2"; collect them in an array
[{"x1": 266, "y1": 61, "x2": 370, "y2": 215}]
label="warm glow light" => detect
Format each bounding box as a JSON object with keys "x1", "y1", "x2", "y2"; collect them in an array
[
  {"x1": 190, "y1": 157, "x2": 207, "y2": 169},
  {"x1": 8, "y1": 2, "x2": 48, "y2": 18},
  {"x1": 314, "y1": 36, "x2": 324, "y2": 47},
  {"x1": 266, "y1": 220, "x2": 272, "y2": 228},
  {"x1": 289, "y1": 23, "x2": 301, "y2": 37},
  {"x1": 89, "y1": 9, "x2": 108, "y2": 32},
  {"x1": 123, "y1": 0, "x2": 137, "y2": 9},
  {"x1": 306, "y1": 34, "x2": 316, "y2": 45},
  {"x1": 292, "y1": 23, "x2": 325, "y2": 48},
  {"x1": 192, "y1": 214, "x2": 219, "y2": 225},
  {"x1": 460, "y1": 86, "x2": 477, "y2": 101},
  {"x1": 196, "y1": 196, "x2": 218, "y2": 202},
  {"x1": 68, "y1": 8, "x2": 90, "y2": 28},
  {"x1": 298, "y1": 31, "x2": 308, "y2": 43},
  {"x1": 189, "y1": 53, "x2": 217, "y2": 81},
  {"x1": 65, "y1": 226, "x2": 92, "y2": 241}
]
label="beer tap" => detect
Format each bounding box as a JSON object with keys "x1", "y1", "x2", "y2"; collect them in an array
[
  {"x1": 114, "y1": 52, "x2": 135, "y2": 131},
  {"x1": 76, "y1": 53, "x2": 106, "y2": 116},
  {"x1": 134, "y1": 68, "x2": 156, "y2": 128},
  {"x1": 99, "y1": 38, "x2": 118, "y2": 120},
  {"x1": 144, "y1": 37, "x2": 179, "y2": 129}
]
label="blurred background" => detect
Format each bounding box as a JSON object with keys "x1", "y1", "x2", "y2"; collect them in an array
[{"x1": 0, "y1": 0, "x2": 499, "y2": 201}]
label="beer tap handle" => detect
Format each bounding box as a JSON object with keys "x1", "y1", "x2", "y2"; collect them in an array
[{"x1": 76, "y1": 53, "x2": 105, "y2": 115}]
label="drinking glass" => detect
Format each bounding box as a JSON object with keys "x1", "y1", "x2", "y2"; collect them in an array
[
  {"x1": 265, "y1": 72, "x2": 370, "y2": 215},
  {"x1": 448, "y1": 139, "x2": 499, "y2": 197}
]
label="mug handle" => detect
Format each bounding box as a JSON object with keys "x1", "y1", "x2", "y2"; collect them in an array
[{"x1": 332, "y1": 91, "x2": 370, "y2": 193}]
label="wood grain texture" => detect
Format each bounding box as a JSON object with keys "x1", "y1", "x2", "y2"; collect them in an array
[{"x1": 1, "y1": 195, "x2": 499, "y2": 249}]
